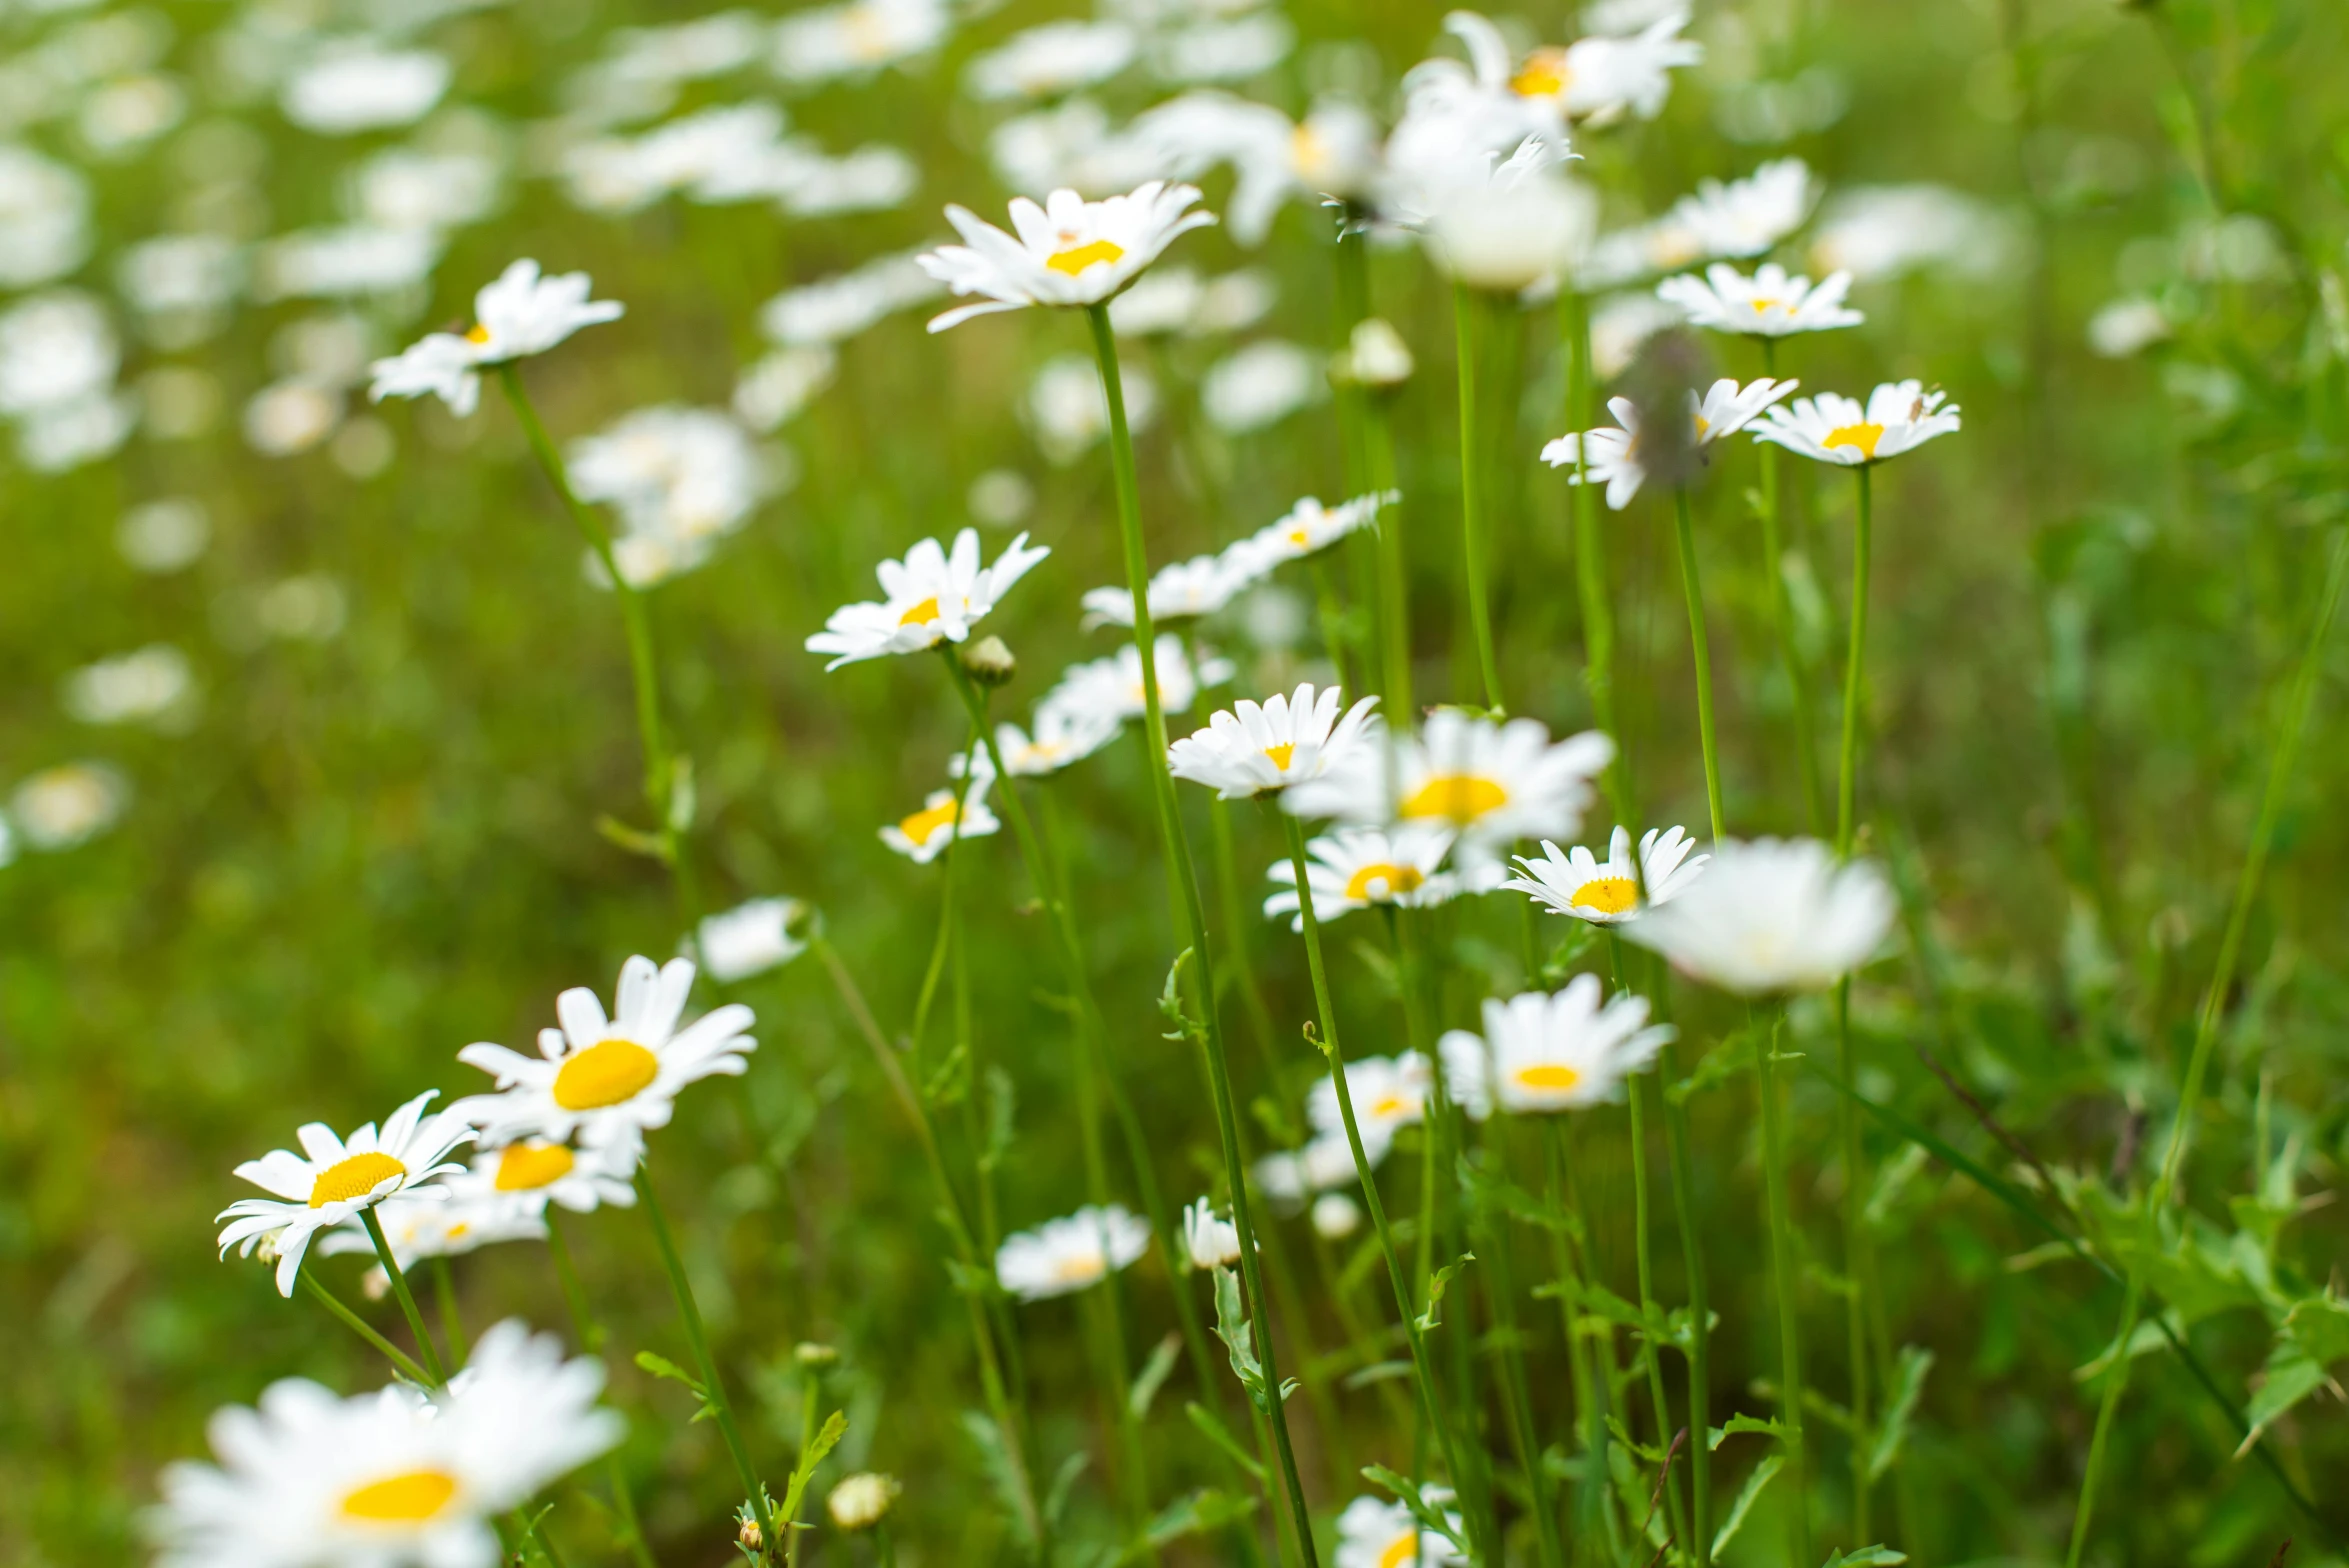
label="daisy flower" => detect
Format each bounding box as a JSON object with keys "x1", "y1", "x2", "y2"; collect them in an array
[
  {"x1": 693, "y1": 896, "x2": 807, "y2": 984},
  {"x1": 216, "y1": 1091, "x2": 474, "y2": 1297},
  {"x1": 1658, "y1": 262, "x2": 1863, "y2": 338},
  {"x1": 919, "y1": 182, "x2": 1216, "y2": 332},
  {"x1": 1256, "y1": 1129, "x2": 1387, "y2": 1205},
  {"x1": 996, "y1": 1204, "x2": 1153, "y2": 1301},
  {"x1": 1263, "y1": 824, "x2": 1476, "y2": 928},
  {"x1": 1418, "y1": 139, "x2": 1594, "y2": 295},
  {"x1": 449, "y1": 1135, "x2": 640, "y2": 1216},
  {"x1": 1440, "y1": 975, "x2": 1673, "y2": 1119},
  {"x1": 1447, "y1": 8, "x2": 1701, "y2": 131},
  {"x1": 1081, "y1": 550, "x2": 1250, "y2": 628},
  {"x1": 772, "y1": 0, "x2": 951, "y2": 85},
  {"x1": 1312, "y1": 1192, "x2": 1363, "y2": 1238},
  {"x1": 984, "y1": 707, "x2": 1124, "y2": 777},
  {"x1": 1223, "y1": 490, "x2": 1397, "y2": 579},
  {"x1": 1541, "y1": 378, "x2": 1797, "y2": 509},
  {"x1": 316, "y1": 1191, "x2": 548, "y2": 1276},
  {"x1": 1182, "y1": 1196, "x2": 1243, "y2": 1269},
  {"x1": 881, "y1": 773, "x2": 1000, "y2": 864},
  {"x1": 805, "y1": 528, "x2": 1051, "y2": 668},
  {"x1": 963, "y1": 21, "x2": 1138, "y2": 102},
  {"x1": 1623, "y1": 836, "x2": 1894, "y2": 993},
  {"x1": 1132, "y1": 93, "x2": 1384, "y2": 245},
  {"x1": 367, "y1": 260, "x2": 624, "y2": 417},
  {"x1": 1666, "y1": 157, "x2": 1817, "y2": 260},
  {"x1": 1754, "y1": 380, "x2": 1961, "y2": 466},
  {"x1": 828, "y1": 1473, "x2": 903, "y2": 1531},
  {"x1": 1507, "y1": 825, "x2": 1707, "y2": 924},
  {"x1": 1286, "y1": 708, "x2": 1614, "y2": 851},
  {"x1": 1040, "y1": 634, "x2": 1235, "y2": 728},
  {"x1": 1168, "y1": 682, "x2": 1382, "y2": 800},
  {"x1": 1306, "y1": 1051, "x2": 1433, "y2": 1143},
  {"x1": 1335, "y1": 1491, "x2": 1469, "y2": 1568},
  {"x1": 455, "y1": 956, "x2": 755, "y2": 1149}
]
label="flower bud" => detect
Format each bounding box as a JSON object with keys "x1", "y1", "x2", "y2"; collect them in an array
[
  {"x1": 959, "y1": 636, "x2": 1016, "y2": 687},
  {"x1": 1340, "y1": 319, "x2": 1415, "y2": 389},
  {"x1": 827, "y1": 1472, "x2": 902, "y2": 1531},
  {"x1": 736, "y1": 1508, "x2": 763, "y2": 1551},
  {"x1": 793, "y1": 1341, "x2": 839, "y2": 1369}
]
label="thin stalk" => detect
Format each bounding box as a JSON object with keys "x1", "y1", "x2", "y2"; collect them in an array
[
  {"x1": 1831, "y1": 463, "x2": 1878, "y2": 1537},
  {"x1": 1837, "y1": 468, "x2": 1874, "y2": 855},
  {"x1": 1671, "y1": 487, "x2": 1727, "y2": 843},
  {"x1": 363, "y1": 1207, "x2": 447, "y2": 1385},
  {"x1": 1452, "y1": 285, "x2": 1504, "y2": 711},
  {"x1": 1757, "y1": 339, "x2": 1824, "y2": 833},
  {"x1": 1752, "y1": 1005, "x2": 1811, "y2": 1568},
  {"x1": 546, "y1": 1213, "x2": 658, "y2": 1568},
  {"x1": 2065, "y1": 524, "x2": 2349, "y2": 1565},
  {"x1": 786, "y1": 1370, "x2": 822, "y2": 1568},
  {"x1": 298, "y1": 1266, "x2": 430, "y2": 1385},
  {"x1": 1650, "y1": 1018, "x2": 1712, "y2": 1564},
  {"x1": 1086, "y1": 302, "x2": 1319, "y2": 1568},
  {"x1": 430, "y1": 1256, "x2": 469, "y2": 1364},
  {"x1": 633, "y1": 1163, "x2": 780, "y2": 1558}
]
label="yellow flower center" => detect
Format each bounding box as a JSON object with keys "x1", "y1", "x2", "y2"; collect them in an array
[
  {"x1": 552, "y1": 1038, "x2": 660, "y2": 1111},
  {"x1": 1263, "y1": 743, "x2": 1296, "y2": 772},
  {"x1": 494, "y1": 1142, "x2": 576, "y2": 1191},
  {"x1": 1046, "y1": 238, "x2": 1126, "y2": 277},
  {"x1": 1514, "y1": 1063, "x2": 1583, "y2": 1093},
  {"x1": 309, "y1": 1151, "x2": 407, "y2": 1208},
  {"x1": 1285, "y1": 526, "x2": 1314, "y2": 548},
  {"x1": 843, "y1": 3, "x2": 892, "y2": 59},
  {"x1": 1400, "y1": 773, "x2": 1508, "y2": 823},
  {"x1": 1291, "y1": 123, "x2": 1330, "y2": 182},
  {"x1": 1692, "y1": 414, "x2": 1712, "y2": 441},
  {"x1": 1369, "y1": 1093, "x2": 1408, "y2": 1119},
  {"x1": 340, "y1": 1467, "x2": 460, "y2": 1523},
  {"x1": 1510, "y1": 48, "x2": 1571, "y2": 98},
  {"x1": 464, "y1": 324, "x2": 491, "y2": 345},
  {"x1": 1342, "y1": 862, "x2": 1425, "y2": 901},
  {"x1": 898, "y1": 798, "x2": 961, "y2": 847},
  {"x1": 1052, "y1": 1250, "x2": 1106, "y2": 1284},
  {"x1": 1824, "y1": 422, "x2": 1885, "y2": 460},
  {"x1": 1748, "y1": 297, "x2": 1780, "y2": 315},
  {"x1": 1570, "y1": 877, "x2": 1638, "y2": 915},
  {"x1": 1378, "y1": 1530, "x2": 1424, "y2": 1568},
  {"x1": 899, "y1": 595, "x2": 943, "y2": 627}
]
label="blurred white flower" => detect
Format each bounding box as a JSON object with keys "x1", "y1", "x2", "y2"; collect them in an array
[
  {"x1": 1082, "y1": 551, "x2": 1250, "y2": 629},
  {"x1": 1310, "y1": 1191, "x2": 1362, "y2": 1239},
  {"x1": 1024, "y1": 352, "x2": 1159, "y2": 464},
  {"x1": 1754, "y1": 380, "x2": 1961, "y2": 467},
  {"x1": 1667, "y1": 157, "x2": 1817, "y2": 260},
  {"x1": 1306, "y1": 1052, "x2": 1434, "y2": 1143},
  {"x1": 0, "y1": 144, "x2": 90, "y2": 286},
  {"x1": 251, "y1": 575, "x2": 349, "y2": 642},
  {"x1": 570, "y1": 405, "x2": 770, "y2": 573},
  {"x1": 317, "y1": 1191, "x2": 547, "y2": 1276},
  {"x1": 826, "y1": 1473, "x2": 903, "y2": 1531},
  {"x1": 759, "y1": 250, "x2": 942, "y2": 347},
  {"x1": 987, "y1": 98, "x2": 1157, "y2": 199},
  {"x1": 920, "y1": 182, "x2": 1215, "y2": 331},
  {"x1": 0, "y1": 290, "x2": 118, "y2": 414},
  {"x1": 1419, "y1": 141, "x2": 1594, "y2": 294},
  {"x1": 1256, "y1": 1130, "x2": 1383, "y2": 1205},
  {"x1": 2088, "y1": 297, "x2": 2171, "y2": 359},
  {"x1": 117, "y1": 498, "x2": 209, "y2": 573},
  {"x1": 243, "y1": 380, "x2": 343, "y2": 457},
  {"x1": 1809, "y1": 184, "x2": 2013, "y2": 282},
  {"x1": 1658, "y1": 261, "x2": 1863, "y2": 338},
  {"x1": 1441, "y1": 976, "x2": 1672, "y2": 1119},
  {"x1": 1040, "y1": 635, "x2": 1232, "y2": 728},
  {"x1": 1334, "y1": 319, "x2": 1414, "y2": 388},
  {"x1": 734, "y1": 345, "x2": 837, "y2": 432},
  {"x1": 1108, "y1": 265, "x2": 1277, "y2": 337},
  {"x1": 1623, "y1": 837, "x2": 1895, "y2": 993},
  {"x1": 1588, "y1": 291, "x2": 1680, "y2": 378},
  {"x1": 80, "y1": 74, "x2": 185, "y2": 157},
  {"x1": 19, "y1": 393, "x2": 135, "y2": 471},
  {"x1": 968, "y1": 469, "x2": 1035, "y2": 527},
  {"x1": 1506, "y1": 825, "x2": 1707, "y2": 924},
  {"x1": 62, "y1": 645, "x2": 194, "y2": 728},
  {"x1": 806, "y1": 529, "x2": 1050, "y2": 669},
  {"x1": 257, "y1": 226, "x2": 442, "y2": 301},
  {"x1": 281, "y1": 44, "x2": 451, "y2": 134},
  {"x1": 352, "y1": 147, "x2": 505, "y2": 233},
  {"x1": 1437, "y1": 8, "x2": 1699, "y2": 134},
  {"x1": 1287, "y1": 709, "x2": 1614, "y2": 850},
  {"x1": 996, "y1": 1204, "x2": 1152, "y2": 1300},
  {"x1": 1224, "y1": 492, "x2": 1396, "y2": 581},
  {"x1": 1168, "y1": 682, "x2": 1382, "y2": 800},
  {"x1": 1182, "y1": 1197, "x2": 1243, "y2": 1269},
  {"x1": 983, "y1": 706, "x2": 1123, "y2": 777},
  {"x1": 1264, "y1": 824, "x2": 1481, "y2": 929},
  {"x1": 774, "y1": 0, "x2": 950, "y2": 85},
  {"x1": 11, "y1": 762, "x2": 128, "y2": 850},
  {"x1": 1148, "y1": 15, "x2": 1293, "y2": 85},
  {"x1": 117, "y1": 235, "x2": 246, "y2": 342},
  {"x1": 369, "y1": 260, "x2": 624, "y2": 417},
  {"x1": 1201, "y1": 339, "x2": 1321, "y2": 433},
  {"x1": 694, "y1": 897, "x2": 808, "y2": 984},
  {"x1": 965, "y1": 22, "x2": 1138, "y2": 102}
]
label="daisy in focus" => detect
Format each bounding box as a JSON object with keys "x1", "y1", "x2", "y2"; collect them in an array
[
  {"x1": 456, "y1": 955, "x2": 755, "y2": 1149},
  {"x1": 1754, "y1": 380, "x2": 1962, "y2": 466},
  {"x1": 1167, "y1": 682, "x2": 1382, "y2": 800},
  {"x1": 1306, "y1": 1051, "x2": 1433, "y2": 1143},
  {"x1": 806, "y1": 528, "x2": 1050, "y2": 668},
  {"x1": 996, "y1": 1204, "x2": 1153, "y2": 1301},
  {"x1": 1507, "y1": 824, "x2": 1707, "y2": 924},
  {"x1": 451, "y1": 1135, "x2": 641, "y2": 1216},
  {"x1": 216, "y1": 1091, "x2": 474, "y2": 1296},
  {"x1": 1658, "y1": 261, "x2": 1863, "y2": 338},
  {"x1": 1624, "y1": 836, "x2": 1895, "y2": 993},
  {"x1": 1542, "y1": 378, "x2": 1797, "y2": 509},
  {"x1": 1440, "y1": 975, "x2": 1673, "y2": 1118},
  {"x1": 1223, "y1": 490, "x2": 1397, "y2": 579},
  {"x1": 1286, "y1": 708, "x2": 1614, "y2": 851},
  {"x1": 1182, "y1": 1196, "x2": 1243, "y2": 1269},
  {"x1": 881, "y1": 772, "x2": 1000, "y2": 863},
  {"x1": 1264, "y1": 824, "x2": 1489, "y2": 928},
  {"x1": 919, "y1": 182, "x2": 1215, "y2": 332},
  {"x1": 1334, "y1": 1491, "x2": 1470, "y2": 1568},
  {"x1": 367, "y1": 260, "x2": 625, "y2": 417}
]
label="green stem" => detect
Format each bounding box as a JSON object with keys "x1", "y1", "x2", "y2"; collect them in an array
[
  {"x1": 363, "y1": 1207, "x2": 447, "y2": 1385},
  {"x1": 1652, "y1": 1022, "x2": 1713, "y2": 1565},
  {"x1": 1837, "y1": 467, "x2": 1873, "y2": 856},
  {"x1": 298, "y1": 1265, "x2": 431, "y2": 1385},
  {"x1": 1452, "y1": 286, "x2": 1503, "y2": 711},
  {"x1": 2065, "y1": 523, "x2": 2349, "y2": 1566},
  {"x1": 633, "y1": 1163, "x2": 779, "y2": 1559},
  {"x1": 431, "y1": 1255, "x2": 468, "y2": 1365},
  {"x1": 1087, "y1": 302, "x2": 1319, "y2": 1568},
  {"x1": 1834, "y1": 463, "x2": 1876, "y2": 1538},
  {"x1": 1757, "y1": 339, "x2": 1824, "y2": 834},
  {"x1": 1337, "y1": 226, "x2": 1414, "y2": 724},
  {"x1": 546, "y1": 1212, "x2": 659, "y2": 1568},
  {"x1": 1752, "y1": 1005, "x2": 1811, "y2": 1567},
  {"x1": 1672, "y1": 487, "x2": 1727, "y2": 843}
]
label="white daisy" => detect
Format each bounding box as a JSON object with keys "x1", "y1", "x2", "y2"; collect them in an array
[
  {"x1": 1418, "y1": 139, "x2": 1594, "y2": 295},
  {"x1": 1311, "y1": 1192, "x2": 1362, "y2": 1238},
  {"x1": 1256, "y1": 1129, "x2": 1387, "y2": 1206},
  {"x1": 1285, "y1": 708, "x2": 1614, "y2": 851},
  {"x1": 827, "y1": 1472, "x2": 903, "y2": 1531},
  {"x1": 1658, "y1": 261, "x2": 1863, "y2": 338},
  {"x1": 1039, "y1": 635, "x2": 1234, "y2": 729},
  {"x1": 1753, "y1": 380, "x2": 1962, "y2": 467},
  {"x1": 996, "y1": 1204, "x2": 1153, "y2": 1300},
  {"x1": 1809, "y1": 184, "x2": 2014, "y2": 284},
  {"x1": 1335, "y1": 1491, "x2": 1469, "y2": 1568},
  {"x1": 805, "y1": 528, "x2": 1051, "y2": 669},
  {"x1": 964, "y1": 21, "x2": 1139, "y2": 102},
  {"x1": 1623, "y1": 836, "x2": 1894, "y2": 993},
  {"x1": 1169, "y1": 683, "x2": 1383, "y2": 801},
  {"x1": 1182, "y1": 1196, "x2": 1243, "y2": 1269},
  {"x1": 10, "y1": 761, "x2": 128, "y2": 850},
  {"x1": 62, "y1": 643, "x2": 194, "y2": 728},
  {"x1": 1132, "y1": 93, "x2": 1383, "y2": 245},
  {"x1": 1336, "y1": 320, "x2": 1416, "y2": 389},
  {"x1": 1510, "y1": 11, "x2": 1702, "y2": 128},
  {"x1": 447, "y1": 1136, "x2": 640, "y2": 1216},
  {"x1": 983, "y1": 707, "x2": 1125, "y2": 777},
  {"x1": 693, "y1": 896, "x2": 808, "y2": 984},
  {"x1": 1506, "y1": 825, "x2": 1706, "y2": 924},
  {"x1": 316, "y1": 1191, "x2": 548, "y2": 1275},
  {"x1": 1224, "y1": 491, "x2": 1397, "y2": 579},
  {"x1": 1263, "y1": 824, "x2": 1474, "y2": 929},
  {"x1": 1666, "y1": 157, "x2": 1817, "y2": 260},
  {"x1": 1025, "y1": 351, "x2": 1161, "y2": 463},
  {"x1": 1081, "y1": 551, "x2": 1251, "y2": 628},
  {"x1": 1540, "y1": 378, "x2": 1797, "y2": 509},
  {"x1": 1440, "y1": 975, "x2": 1672, "y2": 1119},
  {"x1": 881, "y1": 774, "x2": 1000, "y2": 864},
  {"x1": 920, "y1": 183, "x2": 1215, "y2": 332},
  {"x1": 281, "y1": 45, "x2": 451, "y2": 136},
  {"x1": 1306, "y1": 1052, "x2": 1434, "y2": 1144},
  {"x1": 1201, "y1": 339, "x2": 1322, "y2": 434},
  {"x1": 455, "y1": 956, "x2": 755, "y2": 1150},
  {"x1": 367, "y1": 261, "x2": 624, "y2": 416},
  {"x1": 773, "y1": 0, "x2": 951, "y2": 85},
  {"x1": 216, "y1": 1092, "x2": 474, "y2": 1297}
]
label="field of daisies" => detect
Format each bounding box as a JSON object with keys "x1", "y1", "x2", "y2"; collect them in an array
[{"x1": 8, "y1": 0, "x2": 2349, "y2": 1563}]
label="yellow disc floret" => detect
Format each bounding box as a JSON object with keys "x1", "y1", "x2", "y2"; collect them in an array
[
  {"x1": 309, "y1": 1151, "x2": 407, "y2": 1208},
  {"x1": 1046, "y1": 238, "x2": 1126, "y2": 277},
  {"x1": 1401, "y1": 773, "x2": 1508, "y2": 823},
  {"x1": 1342, "y1": 862, "x2": 1425, "y2": 901},
  {"x1": 341, "y1": 1468, "x2": 459, "y2": 1522},
  {"x1": 1569, "y1": 877, "x2": 1638, "y2": 915},
  {"x1": 1514, "y1": 1063, "x2": 1583, "y2": 1093},
  {"x1": 494, "y1": 1142, "x2": 577, "y2": 1191},
  {"x1": 552, "y1": 1037, "x2": 661, "y2": 1111},
  {"x1": 1824, "y1": 422, "x2": 1885, "y2": 460}
]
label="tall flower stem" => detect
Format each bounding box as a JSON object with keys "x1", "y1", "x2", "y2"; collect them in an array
[
  {"x1": 1832, "y1": 463, "x2": 1877, "y2": 1536},
  {"x1": 1752, "y1": 1004, "x2": 1811, "y2": 1568},
  {"x1": 499, "y1": 365, "x2": 699, "y2": 920},
  {"x1": 1279, "y1": 812, "x2": 1488, "y2": 1563},
  {"x1": 297, "y1": 1265, "x2": 429, "y2": 1385},
  {"x1": 1452, "y1": 286, "x2": 1504, "y2": 712},
  {"x1": 362, "y1": 1207, "x2": 447, "y2": 1385},
  {"x1": 545, "y1": 1212, "x2": 659, "y2": 1568},
  {"x1": 1646, "y1": 984, "x2": 1712, "y2": 1565},
  {"x1": 1087, "y1": 302, "x2": 1318, "y2": 1568},
  {"x1": 634, "y1": 1163, "x2": 779, "y2": 1558},
  {"x1": 1671, "y1": 487, "x2": 1727, "y2": 843},
  {"x1": 2065, "y1": 524, "x2": 2349, "y2": 1566},
  {"x1": 430, "y1": 1256, "x2": 469, "y2": 1363},
  {"x1": 1539, "y1": 1120, "x2": 1624, "y2": 1565},
  {"x1": 1757, "y1": 339, "x2": 1824, "y2": 833},
  {"x1": 1562, "y1": 292, "x2": 1627, "y2": 820}
]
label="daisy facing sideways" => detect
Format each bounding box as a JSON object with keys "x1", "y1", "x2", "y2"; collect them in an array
[
  {"x1": 1263, "y1": 823, "x2": 1479, "y2": 928},
  {"x1": 1754, "y1": 380, "x2": 1961, "y2": 466},
  {"x1": 1624, "y1": 836, "x2": 1894, "y2": 993},
  {"x1": 216, "y1": 1090, "x2": 474, "y2": 1297},
  {"x1": 881, "y1": 772, "x2": 1000, "y2": 863},
  {"x1": 1285, "y1": 708, "x2": 1614, "y2": 852},
  {"x1": 1040, "y1": 634, "x2": 1234, "y2": 728},
  {"x1": 806, "y1": 528, "x2": 1050, "y2": 668},
  {"x1": 456, "y1": 955, "x2": 755, "y2": 1150},
  {"x1": 1658, "y1": 261, "x2": 1863, "y2": 338},
  {"x1": 1507, "y1": 824, "x2": 1708, "y2": 924},
  {"x1": 996, "y1": 1204, "x2": 1153, "y2": 1301},
  {"x1": 1306, "y1": 1051, "x2": 1434, "y2": 1143},
  {"x1": 919, "y1": 182, "x2": 1216, "y2": 332},
  {"x1": 451, "y1": 1133, "x2": 641, "y2": 1215},
  {"x1": 1223, "y1": 490, "x2": 1397, "y2": 578},
  {"x1": 1542, "y1": 378, "x2": 1797, "y2": 510},
  {"x1": 1441, "y1": 974, "x2": 1673, "y2": 1118},
  {"x1": 982, "y1": 705, "x2": 1123, "y2": 777},
  {"x1": 149, "y1": 1323, "x2": 621, "y2": 1568},
  {"x1": 1181, "y1": 1197, "x2": 1243, "y2": 1269},
  {"x1": 367, "y1": 260, "x2": 624, "y2": 416},
  {"x1": 316, "y1": 1190, "x2": 548, "y2": 1277},
  {"x1": 1167, "y1": 682, "x2": 1381, "y2": 800},
  {"x1": 1334, "y1": 1490, "x2": 1470, "y2": 1568},
  {"x1": 1080, "y1": 550, "x2": 1249, "y2": 628}
]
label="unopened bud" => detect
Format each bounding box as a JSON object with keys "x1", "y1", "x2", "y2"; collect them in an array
[
  {"x1": 737, "y1": 1516, "x2": 763, "y2": 1551},
  {"x1": 793, "y1": 1341, "x2": 839, "y2": 1368},
  {"x1": 1341, "y1": 318, "x2": 1415, "y2": 389},
  {"x1": 960, "y1": 636, "x2": 1016, "y2": 687},
  {"x1": 827, "y1": 1472, "x2": 902, "y2": 1531}
]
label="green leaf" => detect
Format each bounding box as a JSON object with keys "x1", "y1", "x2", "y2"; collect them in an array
[
  {"x1": 1667, "y1": 1035, "x2": 1751, "y2": 1106},
  {"x1": 1416, "y1": 1253, "x2": 1476, "y2": 1334},
  {"x1": 1044, "y1": 1448, "x2": 1090, "y2": 1533},
  {"x1": 1707, "y1": 1413, "x2": 1789, "y2": 1451},
  {"x1": 942, "y1": 1256, "x2": 999, "y2": 1298},
  {"x1": 2284, "y1": 1294, "x2": 2349, "y2": 1369},
  {"x1": 2240, "y1": 1342, "x2": 2334, "y2": 1456},
  {"x1": 595, "y1": 814, "x2": 672, "y2": 861},
  {"x1": 1868, "y1": 1347, "x2": 1934, "y2": 1483},
  {"x1": 633, "y1": 1350, "x2": 704, "y2": 1396},
  {"x1": 1211, "y1": 1265, "x2": 1270, "y2": 1408},
  {"x1": 921, "y1": 1041, "x2": 970, "y2": 1107},
  {"x1": 776, "y1": 1409, "x2": 848, "y2": 1528},
  {"x1": 1120, "y1": 1489, "x2": 1257, "y2": 1563},
  {"x1": 961, "y1": 1411, "x2": 1039, "y2": 1552},
  {"x1": 1159, "y1": 950, "x2": 1206, "y2": 1044},
  {"x1": 980, "y1": 1065, "x2": 1017, "y2": 1172},
  {"x1": 1360, "y1": 1465, "x2": 1470, "y2": 1556},
  {"x1": 1129, "y1": 1332, "x2": 1182, "y2": 1420},
  {"x1": 1820, "y1": 1548, "x2": 1908, "y2": 1567},
  {"x1": 1184, "y1": 1402, "x2": 1268, "y2": 1482},
  {"x1": 1711, "y1": 1454, "x2": 1783, "y2": 1557},
  {"x1": 1343, "y1": 1359, "x2": 1416, "y2": 1391}
]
